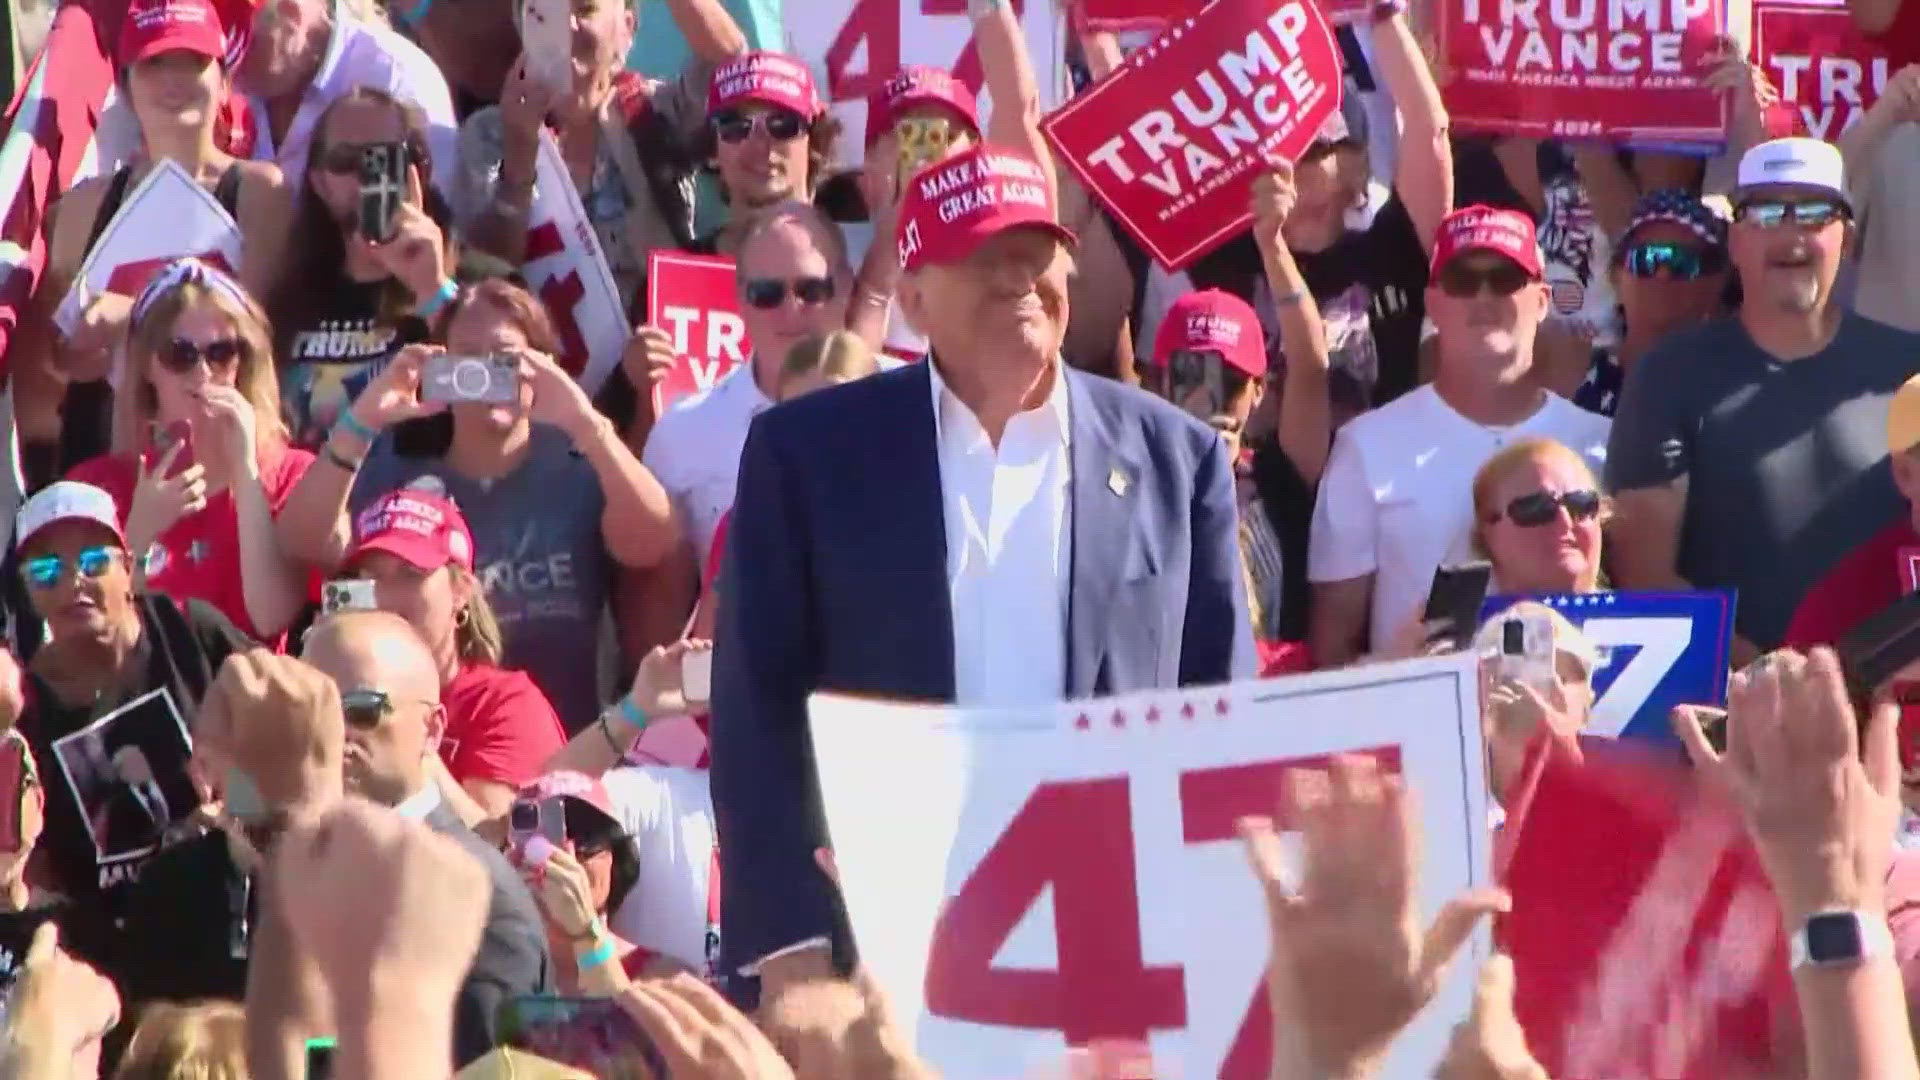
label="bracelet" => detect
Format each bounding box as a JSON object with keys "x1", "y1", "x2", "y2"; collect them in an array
[
  {"x1": 334, "y1": 410, "x2": 378, "y2": 445},
  {"x1": 321, "y1": 443, "x2": 362, "y2": 473},
  {"x1": 414, "y1": 278, "x2": 458, "y2": 319},
  {"x1": 397, "y1": 0, "x2": 432, "y2": 24},
  {"x1": 1272, "y1": 287, "x2": 1307, "y2": 307},
  {"x1": 577, "y1": 936, "x2": 616, "y2": 971},
  {"x1": 620, "y1": 696, "x2": 650, "y2": 733},
  {"x1": 598, "y1": 709, "x2": 629, "y2": 757}
]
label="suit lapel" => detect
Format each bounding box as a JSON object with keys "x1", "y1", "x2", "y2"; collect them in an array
[
  {"x1": 879, "y1": 362, "x2": 957, "y2": 700},
  {"x1": 1066, "y1": 371, "x2": 1145, "y2": 698}
]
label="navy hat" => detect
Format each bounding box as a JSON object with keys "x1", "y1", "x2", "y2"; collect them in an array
[{"x1": 1619, "y1": 189, "x2": 1728, "y2": 250}]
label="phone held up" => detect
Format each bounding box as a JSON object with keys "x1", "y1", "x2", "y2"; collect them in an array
[
  {"x1": 321, "y1": 578, "x2": 378, "y2": 616},
  {"x1": 421, "y1": 354, "x2": 520, "y2": 405},
  {"x1": 1422, "y1": 561, "x2": 1493, "y2": 652},
  {"x1": 358, "y1": 141, "x2": 410, "y2": 244},
  {"x1": 148, "y1": 418, "x2": 194, "y2": 476},
  {"x1": 895, "y1": 116, "x2": 954, "y2": 188},
  {"x1": 1166, "y1": 348, "x2": 1227, "y2": 420},
  {"x1": 1494, "y1": 610, "x2": 1558, "y2": 695},
  {"x1": 509, "y1": 796, "x2": 567, "y2": 852}
]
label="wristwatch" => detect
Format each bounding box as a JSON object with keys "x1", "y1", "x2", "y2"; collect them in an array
[{"x1": 1790, "y1": 909, "x2": 1894, "y2": 970}]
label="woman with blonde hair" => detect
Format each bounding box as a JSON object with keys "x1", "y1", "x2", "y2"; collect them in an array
[
  {"x1": 1470, "y1": 437, "x2": 1610, "y2": 597},
  {"x1": 113, "y1": 1000, "x2": 246, "y2": 1080},
  {"x1": 67, "y1": 257, "x2": 314, "y2": 643}
]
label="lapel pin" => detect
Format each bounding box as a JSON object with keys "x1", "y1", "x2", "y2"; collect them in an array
[{"x1": 1107, "y1": 467, "x2": 1129, "y2": 497}]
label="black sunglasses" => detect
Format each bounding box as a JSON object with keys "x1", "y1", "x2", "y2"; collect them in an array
[
  {"x1": 742, "y1": 276, "x2": 835, "y2": 310},
  {"x1": 316, "y1": 142, "x2": 377, "y2": 176},
  {"x1": 159, "y1": 337, "x2": 249, "y2": 373},
  {"x1": 712, "y1": 108, "x2": 805, "y2": 145},
  {"x1": 1437, "y1": 261, "x2": 1534, "y2": 299},
  {"x1": 1499, "y1": 489, "x2": 1603, "y2": 528},
  {"x1": 1734, "y1": 198, "x2": 1848, "y2": 229},
  {"x1": 1623, "y1": 242, "x2": 1726, "y2": 281},
  {"x1": 341, "y1": 689, "x2": 397, "y2": 732}
]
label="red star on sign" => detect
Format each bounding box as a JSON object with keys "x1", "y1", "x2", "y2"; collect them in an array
[
  {"x1": 1180, "y1": 702, "x2": 1196, "y2": 720},
  {"x1": 1110, "y1": 709, "x2": 1126, "y2": 728},
  {"x1": 1074, "y1": 713, "x2": 1091, "y2": 730},
  {"x1": 1145, "y1": 706, "x2": 1161, "y2": 724},
  {"x1": 1214, "y1": 698, "x2": 1230, "y2": 716}
]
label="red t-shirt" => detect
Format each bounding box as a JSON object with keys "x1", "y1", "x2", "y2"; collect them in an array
[
  {"x1": 1783, "y1": 518, "x2": 1920, "y2": 650},
  {"x1": 439, "y1": 663, "x2": 568, "y2": 790},
  {"x1": 67, "y1": 444, "x2": 316, "y2": 643}
]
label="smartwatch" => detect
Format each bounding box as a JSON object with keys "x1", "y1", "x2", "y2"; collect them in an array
[{"x1": 1790, "y1": 909, "x2": 1894, "y2": 970}]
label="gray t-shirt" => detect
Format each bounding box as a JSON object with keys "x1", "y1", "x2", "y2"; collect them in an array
[
  {"x1": 352, "y1": 426, "x2": 611, "y2": 732},
  {"x1": 1606, "y1": 312, "x2": 1920, "y2": 648}
]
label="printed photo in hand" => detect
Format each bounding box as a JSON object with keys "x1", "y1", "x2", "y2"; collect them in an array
[{"x1": 50, "y1": 688, "x2": 195, "y2": 864}]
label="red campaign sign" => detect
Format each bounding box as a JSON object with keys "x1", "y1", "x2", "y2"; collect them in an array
[
  {"x1": 1042, "y1": 0, "x2": 1345, "y2": 270},
  {"x1": 1754, "y1": 2, "x2": 1892, "y2": 141},
  {"x1": 646, "y1": 251, "x2": 751, "y2": 415},
  {"x1": 1499, "y1": 739, "x2": 1794, "y2": 1079},
  {"x1": 1901, "y1": 545, "x2": 1920, "y2": 594},
  {"x1": 1440, "y1": 0, "x2": 1728, "y2": 143},
  {"x1": 102, "y1": 251, "x2": 236, "y2": 299},
  {"x1": 1079, "y1": 0, "x2": 1365, "y2": 32}
]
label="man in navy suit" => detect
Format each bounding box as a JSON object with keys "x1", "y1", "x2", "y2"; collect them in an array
[{"x1": 711, "y1": 144, "x2": 1255, "y2": 1006}]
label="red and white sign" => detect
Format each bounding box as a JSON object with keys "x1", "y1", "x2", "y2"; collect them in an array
[
  {"x1": 645, "y1": 251, "x2": 749, "y2": 415},
  {"x1": 1755, "y1": 1, "x2": 1892, "y2": 140},
  {"x1": 1043, "y1": 0, "x2": 1345, "y2": 270},
  {"x1": 1440, "y1": 0, "x2": 1727, "y2": 144},
  {"x1": 522, "y1": 130, "x2": 628, "y2": 396},
  {"x1": 53, "y1": 160, "x2": 242, "y2": 338},
  {"x1": 1082, "y1": 0, "x2": 1367, "y2": 31},
  {"x1": 1901, "y1": 545, "x2": 1920, "y2": 594},
  {"x1": 789, "y1": 0, "x2": 1069, "y2": 162},
  {"x1": 811, "y1": 653, "x2": 1491, "y2": 1077}
]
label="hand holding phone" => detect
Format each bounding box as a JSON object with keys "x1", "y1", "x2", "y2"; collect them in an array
[
  {"x1": 895, "y1": 116, "x2": 955, "y2": 187},
  {"x1": 508, "y1": 797, "x2": 567, "y2": 851},
  {"x1": 519, "y1": 0, "x2": 572, "y2": 96},
  {"x1": 421, "y1": 354, "x2": 521, "y2": 405},
  {"x1": 358, "y1": 142, "x2": 410, "y2": 243},
  {"x1": 681, "y1": 649, "x2": 712, "y2": 707},
  {"x1": 1422, "y1": 561, "x2": 1494, "y2": 652},
  {"x1": 1495, "y1": 612, "x2": 1558, "y2": 694}
]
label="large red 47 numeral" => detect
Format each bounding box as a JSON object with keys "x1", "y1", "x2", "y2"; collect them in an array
[
  {"x1": 824, "y1": 0, "x2": 1026, "y2": 104},
  {"x1": 924, "y1": 747, "x2": 1401, "y2": 1074}
]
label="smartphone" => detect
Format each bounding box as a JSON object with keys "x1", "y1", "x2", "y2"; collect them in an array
[
  {"x1": 1495, "y1": 612, "x2": 1557, "y2": 694},
  {"x1": 357, "y1": 142, "x2": 409, "y2": 243},
  {"x1": 1838, "y1": 589, "x2": 1920, "y2": 701},
  {"x1": 148, "y1": 418, "x2": 195, "y2": 477},
  {"x1": 1167, "y1": 348, "x2": 1226, "y2": 419},
  {"x1": 421, "y1": 354, "x2": 520, "y2": 405},
  {"x1": 497, "y1": 996, "x2": 666, "y2": 1080},
  {"x1": 1422, "y1": 561, "x2": 1494, "y2": 651},
  {"x1": 520, "y1": 0, "x2": 572, "y2": 96},
  {"x1": 681, "y1": 650, "x2": 712, "y2": 706},
  {"x1": 895, "y1": 115, "x2": 955, "y2": 187},
  {"x1": 321, "y1": 578, "x2": 378, "y2": 616},
  {"x1": 509, "y1": 797, "x2": 567, "y2": 849},
  {"x1": 225, "y1": 768, "x2": 268, "y2": 824},
  {"x1": 304, "y1": 1037, "x2": 336, "y2": 1080},
  {"x1": 0, "y1": 733, "x2": 27, "y2": 855}
]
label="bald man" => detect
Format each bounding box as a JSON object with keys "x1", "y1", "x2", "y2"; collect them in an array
[{"x1": 302, "y1": 611, "x2": 552, "y2": 1068}]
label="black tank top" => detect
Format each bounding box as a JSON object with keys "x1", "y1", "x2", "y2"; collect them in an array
[{"x1": 58, "y1": 162, "x2": 247, "y2": 475}]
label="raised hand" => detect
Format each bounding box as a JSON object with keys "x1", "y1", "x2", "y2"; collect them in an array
[
  {"x1": 197, "y1": 383, "x2": 261, "y2": 479},
  {"x1": 346, "y1": 344, "x2": 447, "y2": 437},
  {"x1": 627, "y1": 639, "x2": 711, "y2": 720},
  {"x1": 370, "y1": 165, "x2": 449, "y2": 303},
  {"x1": 125, "y1": 439, "x2": 207, "y2": 559},
  {"x1": 618, "y1": 974, "x2": 797, "y2": 1080},
  {"x1": 197, "y1": 649, "x2": 345, "y2": 811},
  {"x1": 1249, "y1": 155, "x2": 1299, "y2": 254}
]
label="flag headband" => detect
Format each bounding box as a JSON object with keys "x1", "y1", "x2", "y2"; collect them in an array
[{"x1": 130, "y1": 256, "x2": 252, "y2": 326}]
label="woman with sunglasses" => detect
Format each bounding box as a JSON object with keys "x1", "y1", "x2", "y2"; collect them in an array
[
  {"x1": 8, "y1": 481, "x2": 252, "y2": 986},
  {"x1": 458, "y1": 0, "x2": 747, "y2": 306},
  {"x1": 66, "y1": 259, "x2": 314, "y2": 645},
  {"x1": 280, "y1": 280, "x2": 677, "y2": 734},
  {"x1": 1470, "y1": 438, "x2": 1609, "y2": 596},
  {"x1": 13, "y1": 0, "x2": 289, "y2": 486}
]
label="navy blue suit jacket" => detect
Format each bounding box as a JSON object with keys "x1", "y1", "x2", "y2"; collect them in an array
[{"x1": 710, "y1": 362, "x2": 1255, "y2": 977}]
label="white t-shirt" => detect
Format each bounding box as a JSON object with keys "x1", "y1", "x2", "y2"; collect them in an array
[
  {"x1": 1308, "y1": 384, "x2": 1611, "y2": 652},
  {"x1": 642, "y1": 362, "x2": 774, "y2": 559},
  {"x1": 604, "y1": 764, "x2": 715, "y2": 971}
]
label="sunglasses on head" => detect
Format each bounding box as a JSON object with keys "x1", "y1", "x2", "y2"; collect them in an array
[
  {"x1": 711, "y1": 108, "x2": 805, "y2": 145},
  {"x1": 1734, "y1": 198, "x2": 1848, "y2": 230},
  {"x1": 742, "y1": 276, "x2": 836, "y2": 309},
  {"x1": 24, "y1": 545, "x2": 119, "y2": 590},
  {"x1": 158, "y1": 337, "x2": 248, "y2": 374},
  {"x1": 1498, "y1": 489, "x2": 1602, "y2": 528},
  {"x1": 1436, "y1": 261, "x2": 1534, "y2": 299},
  {"x1": 1623, "y1": 242, "x2": 1725, "y2": 281}
]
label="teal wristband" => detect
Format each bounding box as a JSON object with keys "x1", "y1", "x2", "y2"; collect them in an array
[
  {"x1": 334, "y1": 410, "x2": 377, "y2": 445},
  {"x1": 619, "y1": 696, "x2": 649, "y2": 732},
  {"x1": 415, "y1": 278, "x2": 457, "y2": 319},
  {"x1": 577, "y1": 937, "x2": 615, "y2": 970}
]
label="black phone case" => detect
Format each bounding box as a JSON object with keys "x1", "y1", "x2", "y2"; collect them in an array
[
  {"x1": 1423, "y1": 561, "x2": 1494, "y2": 650},
  {"x1": 1837, "y1": 589, "x2": 1920, "y2": 701}
]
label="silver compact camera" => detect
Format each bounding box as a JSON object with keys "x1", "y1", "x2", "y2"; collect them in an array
[{"x1": 422, "y1": 354, "x2": 520, "y2": 405}]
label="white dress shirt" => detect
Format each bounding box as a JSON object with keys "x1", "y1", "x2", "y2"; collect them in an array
[
  {"x1": 643, "y1": 360, "x2": 776, "y2": 563},
  {"x1": 392, "y1": 780, "x2": 443, "y2": 821},
  {"x1": 929, "y1": 360, "x2": 1073, "y2": 707},
  {"x1": 246, "y1": 3, "x2": 460, "y2": 212}
]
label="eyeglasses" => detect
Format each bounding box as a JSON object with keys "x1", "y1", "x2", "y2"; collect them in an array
[
  {"x1": 158, "y1": 337, "x2": 248, "y2": 373},
  {"x1": 1623, "y1": 242, "x2": 1725, "y2": 281},
  {"x1": 1436, "y1": 261, "x2": 1534, "y2": 299},
  {"x1": 742, "y1": 276, "x2": 836, "y2": 309},
  {"x1": 711, "y1": 108, "x2": 805, "y2": 144},
  {"x1": 1734, "y1": 198, "x2": 1848, "y2": 230},
  {"x1": 1497, "y1": 489, "x2": 1602, "y2": 528},
  {"x1": 23, "y1": 546, "x2": 120, "y2": 590}
]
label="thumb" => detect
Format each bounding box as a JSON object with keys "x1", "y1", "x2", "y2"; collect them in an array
[
  {"x1": 1416, "y1": 887, "x2": 1510, "y2": 996},
  {"x1": 1470, "y1": 952, "x2": 1519, "y2": 1024}
]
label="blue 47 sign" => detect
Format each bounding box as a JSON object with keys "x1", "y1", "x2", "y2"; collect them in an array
[{"x1": 1480, "y1": 591, "x2": 1738, "y2": 743}]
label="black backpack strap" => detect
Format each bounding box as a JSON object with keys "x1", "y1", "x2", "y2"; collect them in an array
[
  {"x1": 82, "y1": 167, "x2": 134, "y2": 254},
  {"x1": 212, "y1": 163, "x2": 244, "y2": 218}
]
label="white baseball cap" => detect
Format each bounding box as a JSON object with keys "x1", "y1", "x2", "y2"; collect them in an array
[
  {"x1": 1733, "y1": 137, "x2": 1850, "y2": 210},
  {"x1": 14, "y1": 481, "x2": 127, "y2": 552}
]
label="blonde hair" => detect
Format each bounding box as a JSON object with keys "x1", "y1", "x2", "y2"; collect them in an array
[
  {"x1": 1469, "y1": 438, "x2": 1611, "y2": 559},
  {"x1": 115, "y1": 280, "x2": 290, "y2": 459},
  {"x1": 114, "y1": 1001, "x2": 246, "y2": 1080},
  {"x1": 453, "y1": 565, "x2": 505, "y2": 667},
  {"x1": 778, "y1": 331, "x2": 877, "y2": 398}
]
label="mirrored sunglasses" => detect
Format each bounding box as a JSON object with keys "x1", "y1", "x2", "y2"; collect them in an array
[
  {"x1": 1734, "y1": 198, "x2": 1848, "y2": 230},
  {"x1": 1623, "y1": 242, "x2": 1725, "y2": 281},
  {"x1": 24, "y1": 545, "x2": 120, "y2": 590},
  {"x1": 712, "y1": 108, "x2": 805, "y2": 145}
]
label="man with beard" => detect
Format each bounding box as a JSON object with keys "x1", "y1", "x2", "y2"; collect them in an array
[{"x1": 1608, "y1": 137, "x2": 1920, "y2": 661}]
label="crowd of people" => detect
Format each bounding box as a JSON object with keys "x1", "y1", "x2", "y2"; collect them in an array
[{"x1": 0, "y1": 0, "x2": 1917, "y2": 1073}]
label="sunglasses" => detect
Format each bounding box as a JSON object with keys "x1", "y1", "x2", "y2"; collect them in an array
[
  {"x1": 1734, "y1": 198, "x2": 1848, "y2": 229},
  {"x1": 159, "y1": 338, "x2": 248, "y2": 373},
  {"x1": 315, "y1": 142, "x2": 376, "y2": 175},
  {"x1": 1436, "y1": 261, "x2": 1534, "y2": 299},
  {"x1": 341, "y1": 689, "x2": 399, "y2": 732},
  {"x1": 712, "y1": 108, "x2": 805, "y2": 144},
  {"x1": 1623, "y1": 242, "x2": 1725, "y2": 280},
  {"x1": 1498, "y1": 489, "x2": 1603, "y2": 528},
  {"x1": 742, "y1": 276, "x2": 836, "y2": 309},
  {"x1": 23, "y1": 545, "x2": 119, "y2": 590}
]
